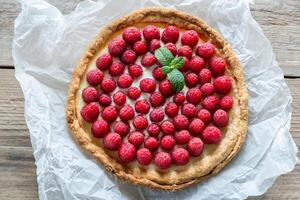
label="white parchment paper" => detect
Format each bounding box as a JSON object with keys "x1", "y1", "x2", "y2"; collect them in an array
[{"x1": 13, "y1": 0, "x2": 299, "y2": 199}]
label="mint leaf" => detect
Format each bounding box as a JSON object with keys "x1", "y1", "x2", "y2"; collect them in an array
[
  {"x1": 154, "y1": 47, "x2": 174, "y2": 66},
  {"x1": 167, "y1": 69, "x2": 185, "y2": 92},
  {"x1": 162, "y1": 66, "x2": 173, "y2": 75},
  {"x1": 170, "y1": 57, "x2": 184, "y2": 69}
]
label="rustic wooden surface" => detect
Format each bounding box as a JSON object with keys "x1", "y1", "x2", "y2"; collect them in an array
[{"x1": 0, "y1": 0, "x2": 299, "y2": 199}]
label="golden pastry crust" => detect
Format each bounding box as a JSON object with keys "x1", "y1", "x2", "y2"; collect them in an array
[{"x1": 66, "y1": 7, "x2": 248, "y2": 190}]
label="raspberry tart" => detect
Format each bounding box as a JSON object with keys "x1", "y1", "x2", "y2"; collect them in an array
[{"x1": 66, "y1": 7, "x2": 248, "y2": 190}]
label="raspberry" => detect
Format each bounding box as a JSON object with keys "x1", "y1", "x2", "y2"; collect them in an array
[
  {"x1": 137, "y1": 148, "x2": 152, "y2": 165},
  {"x1": 186, "y1": 88, "x2": 202, "y2": 104},
  {"x1": 113, "y1": 121, "x2": 130, "y2": 137},
  {"x1": 98, "y1": 94, "x2": 111, "y2": 107},
  {"x1": 154, "y1": 152, "x2": 172, "y2": 169},
  {"x1": 152, "y1": 67, "x2": 166, "y2": 81},
  {"x1": 128, "y1": 64, "x2": 143, "y2": 78},
  {"x1": 143, "y1": 25, "x2": 160, "y2": 41},
  {"x1": 220, "y1": 96, "x2": 233, "y2": 111},
  {"x1": 113, "y1": 91, "x2": 126, "y2": 105},
  {"x1": 147, "y1": 124, "x2": 160, "y2": 137},
  {"x1": 108, "y1": 38, "x2": 126, "y2": 56},
  {"x1": 121, "y1": 50, "x2": 137, "y2": 64},
  {"x1": 173, "y1": 115, "x2": 189, "y2": 130},
  {"x1": 187, "y1": 137, "x2": 204, "y2": 157},
  {"x1": 96, "y1": 53, "x2": 113, "y2": 70},
  {"x1": 101, "y1": 78, "x2": 116, "y2": 93},
  {"x1": 133, "y1": 115, "x2": 148, "y2": 130},
  {"x1": 173, "y1": 92, "x2": 185, "y2": 105},
  {"x1": 82, "y1": 87, "x2": 98, "y2": 103},
  {"x1": 181, "y1": 103, "x2": 197, "y2": 118},
  {"x1": 103, "y1": 133, "x2": 122, "y2": 150},
  {"x1": 150, "y1": 108, "x2": 165, "y2": 122},
  {"x1": 213, "y1": 109, "x2": 228, "y2": 127},
  {"x1": 179, "y1": 57, "x2": 190, "y2": 72},
  {"x1": 172, "y1": 148, "x2": 190, "y2": 165},
  {"x1": 181, "y1": 30, "x2": 199, "y2": 47},
  {"x1": 122, "y1": 27, "x2": 141, "y2": 44},
  {"x1": 127, "y1": 87, "x2": 141, "y2": 100},
  {"x1": 198, "y1": 68, "x2": 212, "y2": 84},
  {"x1": 200, "y1": 83, "x2": 214, "y2": 96},
  {"x1": 202, "y1": 96, "x2": 219, "y2": 111},
  {"x1": 102, "y1": 105, "x2": 118, "y2": 122},
  {"x1": 135, "y1": 100, "x2": 150, "y2": 114},
  {"x1": 119, "y1": 105, "x2": 134, "y2": 121},
  {"x1": 165, "y1": 43, "x2": 177, "y2": 56},
  {"x1": 159, "y1": 80, "x2": 173, "y2": 97},
  {"x1": 80, "y1": 102, "x2": 99, "y2": 123},
  {"x1": 209, "y1": 57, "x2": 226, "y2": 76},
  {"x1": 133, "y1": 41, "x2": 148, "y2": 55},
  {"x1": 149, "y1": 39, "x2": 161, "y2": 53},
  {"x1": 189, "y1": 56, "x2": 205, "y2": 73},
  {"x1": 141, "y1": 54, "x2": 157, "y2": 67},
  {"x1": 86, "y1": 69, "x2": 103, "y2": 86},
  {"x1": 196, "y1": 43, "x2": 215, "y2": 59},
  {"x1": 140, "y1": 78, "x2": 156, "y2": 93},
  {"x1": 213, "y1": 75, "x2": 232, "y2": 94},
  {"x1": 197, "y1": 109, "x2": 211, "y2": 124},
  {"x1": 178, "y1": 45, "x2": 193, "y2": 59},
  {"x1": 149, "y1": 92, "x2": 164, "y2": 107},
  {"x1": 189, "y1": 118, "x2": 205, "y2": 136},
  {"x1": 144, "y1": 137, "x2": 159, "y2": 151},
  {"x1": 160, "y1": 120, "x2": 175, "y2": 135},
  {"x1": 109, "y1": 62, "x2": 125, "y2": 76},
  {"x1": 118, "y1": 143, "x2": 136, "y2": 163},
  {"x1": 175, "y1": 130, "x2": 191, "y2": 144},
  {"x1": 91, "y1": 119, "x2": 109, "y2": 138},
  {"x1": 162, "y1": 26, "x2": 179, "y2": 44},
  {"x1": 128, "y1": 131, "x2": 145, "y2": 146},
  {"x1": 161, "y1": 135, "x2": 175, "y2": 150},
  {"x1": 202, "y1": 126, "x2": 222, "y2": 144},
  {"x1": 117, "y1": 74, "x2": 133, "y2": 88},
  {"x1": 185, "y1": 73, "x2": 199, "y2": 88},
  {"x1": 165, "y1": 102, "x2": 179, "y2": 118}
]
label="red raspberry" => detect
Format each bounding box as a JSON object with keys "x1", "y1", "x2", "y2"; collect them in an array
[
  {"x1": 187, "y1": 137, "x2": 204, "y2": 157},
  {"x1": 199, "y1": 68, "x2": 212, "y2": 84},
  {"x1": 162, "y1": 26, "x2": 179, "y2": 44},
  {"x1": 128, "y1": 64, "x2": 143, "y2": 78},
  {"x1": 91, "y1": 119, "x2": 109, "y2": 138},
  {"x1": 150, "y1": 108, "x2": 165, "y2": 122},
  {"x1": 117, "y1": 74, "x2": 133, "y2": 88},
  {"x1": 173, "y1": 92, "x2": 185, "y2": 105},
  {"x1": 82, "y1": 87, "x2": 98, "y2": 103},
  {"x1": 149, "y1": 92, "x2": 164, "y2": 107},
  {"x1": 197, "y1": 109, "x2": 211, "y2": 124},
  {"x1": 189, "y1": 56, "x2": 205, "y2": 73},
  {"x1": 220, "y1": 96, "x2": 233, "y2": 111},
  {"x1": 143, "y1": 25, "x2": 160, "y2": 41},
  {"x1": 144, "y1": 137, "x2": 159, "y2": 151},
  {"x1": 133, "y1": 41, "x2": 148, "y2": 55},
  {"x1": 186, "y1": 88, "x2": 202, "y2": 104},
  {"x1": 119, "y1": 105, "x2": 134, "y2": 121},
  {"x1": 96, "y1": 53, "x2": 113, "y2": 70},
  {"x1": 213, "y1": 75, "x2": 232, "y2": 94},
  {"x1": 189, "y1": 118, "x2": 205, "y2": 136},
  {"x1": 113, "y1": 121, "x2": 129, "y2": 137},
  {"x1": 213, "y1": 109, "x2": 228, "y2": 127},
  {"x1": 178, "y1": 45, "x2": 193, "y2": 59},
  {"x1": 196, "y1": 43, "x2": 215, "y2": 59},
  {"x1": 137, "y1": 148, "x2": 152, "y2": 165},
  {"x1": 80, "y1": 102, "x2": 99, "y2": 123},
  {"x1": 149, "y1": 39, "x2": 161, "y2": 53},
  {"x1": 181, "y1": 30, "x2": 199, "y2": 47},
  {"x1": 121, "y1": 50, "x2": 137, "y2": 64},
  {"x1": 140, "y1": 78, "x2": 156, "y2": 93},
  {"x1": 209, "y1": 57, "x2": 226, "y2": 76},
  {"x1": 118, "y1": 143, "x2": 136, "y2": 163},
  {"x1": 141, "y1": 54, "x2": 157, "y2": 67},
  {"x1": 172, "y1": 148, "x2": 190, "y2": 165},
  {"x1": 128, "y1": 131, "x2": 145, "y2": 146},
  {"x1": 135, "y1": 100, "x2": 150, "y2": 114},
  {"x1": 102, "y1": 105, "x2": 118, "y2": 122},
  {"x1": 98, "y1": 94, "x2": 111, "y2": 106},
  {"x1": 181, "y1": 103, "x2": 197, "y2": 118},
  {"x1": 202, "y1": 126, "x2": 222, "y2": 144},
  {"x1": 160, "y1": 120, "x2": 175, "y2": 135},
  {"x1": 202, "y1": 96, "x2": 219, "y2": 111},
  {"x1": 127, "y1": 87, "x2": 141, "y2": 100},
  {"x1": 159, "y1": 80, "x2": 173, "y2": 97},
  {"x1": 200, "y1": 83, "x2": 214, "y2": 96},
  {"x1": 179, "y1": 57, "x2": 190, "y2": 72},
  {"x1": 161, "y1": 135, "x2": 175, "y2": 150},
  {"x1": 154, "y1": 152, "x2": 172, "y2": 169},
  {"x1": 86, "y1": 69, "x2": 103, "y2": 86},
  {"x1": 152, "y1": 67, "x2": 166, "y2": 81},
  {"x1": 103, "y1": 133, "x2": 122, "y2": 150},
  {"x1": 101, "y1": 78, "x2": 116, "y2": 93},
  {"x1": 122, "y1": 27, "x2": 141, "y2": 44},
  {"x1": 109, "y1": 62, "x2": 125, "y2": 76},
  {"x1": 147, "y1": 124, "x2": 160, "y2": 137},
  {"x1": 173, "y1": 115, "x2": 189, "y2": 130},
  {"x1": 165, "y1": 43, "x2": 177, "y2": 56},
  {"x1": 113, "y1": 91, "x2": 126, "y2": 105},
  {"x1": 133, "y1": 115, "x2": 148, "y2": 130},
  {"x1": 108, "y1": 38, "x2": 126, "y2": 56},
  {"x1": 165, "y1": 102, "x2": 179, "y2": 118},
  {"x1": 185, "y1": 73, "x2": 199, "y2": 88},
  {"x1": 175, "y1": 130, "x2": 191, "y2": 144}
]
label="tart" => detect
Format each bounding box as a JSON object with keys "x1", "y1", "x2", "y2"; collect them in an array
[{"x1": 66, "y1": 7, "x2": 248, "y2": 190}]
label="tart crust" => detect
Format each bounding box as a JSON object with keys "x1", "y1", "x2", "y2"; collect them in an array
[{"x1": 66, "y1": 7, "x2": 248, "y2": 190}]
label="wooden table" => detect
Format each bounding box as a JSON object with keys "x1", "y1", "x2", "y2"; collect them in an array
[{"x1": 0, "y1": 0, "x2": 299, "y2": 199}]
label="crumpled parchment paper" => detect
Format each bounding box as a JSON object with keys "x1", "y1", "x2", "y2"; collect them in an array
[{"x1": 12, "y1": 0, "x2": 299, "y2": 199}]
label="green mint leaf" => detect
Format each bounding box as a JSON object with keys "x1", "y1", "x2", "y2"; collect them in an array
[
  {"x1": 170, "y1": 57, "x2": 184, "y2": 69},
  {"x1": 154, "y1": 47, "x2": 174, "y2": 66},
  {"x1": 167, "y1": 69, "x2": 185, "y2": 92},
  {"x1": 161, "y1": 66, "x2": 173, "y2": 75}
]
